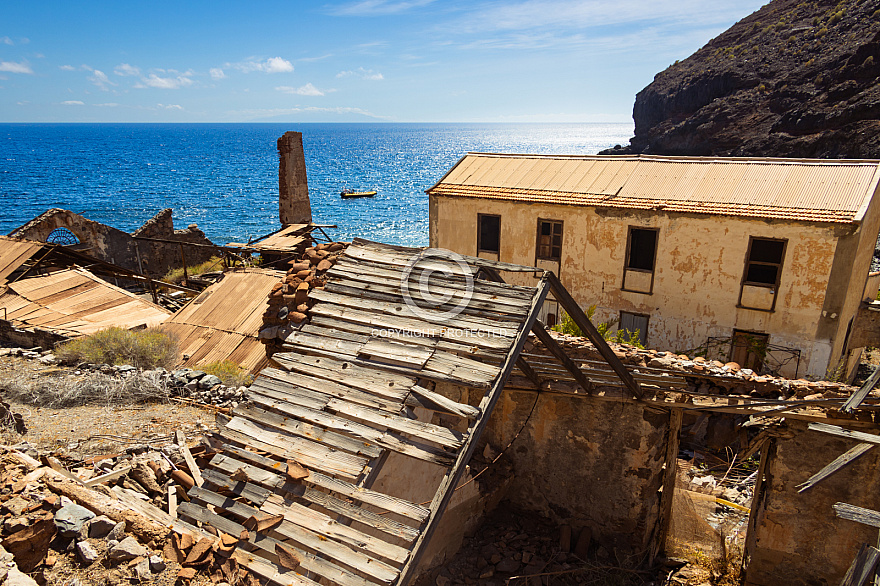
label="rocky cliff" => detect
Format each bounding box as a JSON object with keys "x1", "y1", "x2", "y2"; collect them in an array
[{"x1": 603, "y1": 0, "x2": 880, "y2": 158}]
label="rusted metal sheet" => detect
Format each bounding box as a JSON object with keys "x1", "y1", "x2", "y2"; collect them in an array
[
  {"x1": 0, "y1": 267, "x2": 170, "y2": 336},
  {"x1": 162, "y1": 268, "x2": 282, "y2": 372},
  {"x1": 0, "y1": 237, "x2": 43, "y2": 285},
  {"x1": 429, "y1": 153, "x2": 880, "y2": 224}
]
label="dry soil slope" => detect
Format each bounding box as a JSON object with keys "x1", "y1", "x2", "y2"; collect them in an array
[{"x1": 604, "y1": 0, "x2": 880, "y2": 158}]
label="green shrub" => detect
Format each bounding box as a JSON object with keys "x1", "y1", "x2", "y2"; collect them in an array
[
  {"x1": 552, "y1": 306, "x2": 646, "y2": 349},
  {"x1": 199, "y1": 360, "x2": 254, "y2": 387},
  {"x1": 57, "y1": 327, "x2": 179, "y2": 369},
  {"x1": 162, "y1": 256, "x2": 224, "y2": 284}
]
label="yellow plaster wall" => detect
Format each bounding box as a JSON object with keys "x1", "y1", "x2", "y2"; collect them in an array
[{"x1": 429, "y1": 195, "x2": 872, "y2": 378}]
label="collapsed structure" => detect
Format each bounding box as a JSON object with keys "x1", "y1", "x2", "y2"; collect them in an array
[{"x1": 3, "y1": 133, "x2": 880, "y2": 585}]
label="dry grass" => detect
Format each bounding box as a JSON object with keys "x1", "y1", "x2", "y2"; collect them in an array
[
  {"x1": 56, "y1": 327, "x2": 179, "y2": 369},
  {"x1": 0, "y1": 370, "x2": 171, "y2": 409},
  {"x1": 162, "y1": 255, "x2": 224, "y2": 284},
  {"x1": 198, "y1": 360, "x2": 253, "y2": 387}
]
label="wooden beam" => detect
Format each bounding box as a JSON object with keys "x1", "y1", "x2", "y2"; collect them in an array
[
  {"x1": 796, "y1": 443, "x2": 875, "y2": 493},
  {"x1": 545, "y1": 271, "x2": 642, "y2": 399},
  {"x1": 516, "y1": 356, "x2": 542, "y2": 389},
  {"x1": 396, "y1": 274, "x2": 551, "y2": 586},
  {"x1": 843, "y1": 365, "x2": 880, "y2": 413},
  {"x1": 531, "y1": 320, "x2": 594, "y2": 394},
  {"x1": 651, "y1": 407, "x2": 683, "y2": 565},
  {"x1": 808, "y1": 423, "x2": 880, "y2": 445},
  {"x1": 835, "y1": 503, "x2": 880, "y2": 529},
  {"x1": 840, "y1": 543, "x2": 880, "y2": 586},
  {"x1": 175, "y1": 430, "x2": 204, "y2": 488}
]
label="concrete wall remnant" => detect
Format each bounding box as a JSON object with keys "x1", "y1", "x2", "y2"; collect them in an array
[
  {"x1": 745, "y1": 420, "x2": 880, "y2": 585},
  {"x1": 277, "y1": 131, "x2": 312, "y2": 226}
]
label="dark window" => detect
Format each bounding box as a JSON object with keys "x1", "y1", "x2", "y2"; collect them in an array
[
  {"x1": 477, "y1": 214, "x2": 500, "y2": 254},
  {"x1": 619, "y1": 312, "x2": 649, "y2": 346},
  {"x1": 536, "y1": 219, "x2": 563, "y2": 261},
  {"x1": 744, "y1": 238, "x2": 786, "y2": 286},
  {"x1": 626, "y1": 228, "x2": 658, "y2": 271}
]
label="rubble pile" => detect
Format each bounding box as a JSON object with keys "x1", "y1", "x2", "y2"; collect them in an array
[
  {"x1": 425, "y1": 506, "x2": 647, "y2": 586},
  {"x1": 544, "y1": 335, "x2": 866, "y2": 402},
  {"x1": 258, "y1": 241, "x2": 348, "y2": 342},
  {"x1": 0, "y1": 435, "x2": 244, "y2": 586}
]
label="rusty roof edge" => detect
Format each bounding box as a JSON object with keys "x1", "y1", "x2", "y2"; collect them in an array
[
  {"x1": 429, "y1": 186, "x2": 860, "y2": 225},
  {"x1": 853, "y1": 166, "x2": 880, "y2": 224},
  {"x1": 457, "y1": 152, "x2": 880, "y2": 166}
]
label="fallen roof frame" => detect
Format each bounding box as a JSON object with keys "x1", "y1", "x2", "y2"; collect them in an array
[{"x1": 176, "y1": 238, "x2": 643, "y2": 586}]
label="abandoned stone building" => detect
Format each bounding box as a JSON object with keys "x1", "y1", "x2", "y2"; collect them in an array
[
  {"x1": 428, "y1": 153, "x2": 880, "y2": 381},
  {"x1": 8, "y1": 207, "x2": 216, "y2": 278}
]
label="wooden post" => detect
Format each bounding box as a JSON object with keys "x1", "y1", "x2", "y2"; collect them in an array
[
  {"x1": 545, "y1": 271, "x2": 642, "y2": 399},
  {"x1": 531, "y1": 320, "x2": 594, "y2": 394},
  {"x1": 651, "y1": 407, "x2": 683, "y2": 565},
  {"x1": 178, "y1": 243, "x2": 188, "y2": 287},
  {"x1": 742, "y1": 438, "x2": 772, "y2": 577}
]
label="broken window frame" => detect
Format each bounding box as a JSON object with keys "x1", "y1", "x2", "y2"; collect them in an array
[
  {"x1": 730, "y1": 329, "x2": 770, "y2": 372},
  {"x1": 535, "y1": 219, "x2": 563, "y2": 262},
  {"x1": 477, "y1": 214, "x2": 501, "y2": 255},
  {"x1": 738, "y1": 237, "x2": 787, "y2": 312},
  {"x1": 622, "y1": 226, "x2": 659, "y2": 294}
]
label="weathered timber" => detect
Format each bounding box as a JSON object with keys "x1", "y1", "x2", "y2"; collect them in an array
[
  {"x1": 175, "y1": 430, "x2": 204, "y2": 488},
  {"x1": 396, "y1": 274, "x2": 550, "y2": 585},
  {"x1": 257, "y1": 367, "x2": 404, "y2": 411},
  {"x1": 842, "y1": 365, "x2": 880, "y2": 413},
  {"x1": 809, "y1": 423, "x2": 880, "y2": 445},
  {"x1": 839, "y1": 543, "x2": 880, "y2": 586},
  {"x1": 797, "y1": 443, "x2": 875, "y2": 493},
  {"x1": 272, "y1": 352, "x2": 416, "y2": 400},
  {"x1": 223, "y1": 417, "x2": 369, "y2": 480},
  {"x1": 651, "y1": 407, "x2": 683, "y2": 565},
  {"x1": 531, "y1": 320, "x2": 595, "y2": 394},
  {"x1": 546, "y1": 271, "x2": 642, "y2": 399},
  {"x1": 835, "y1": 503, "x2": 880, "y2": 529}
]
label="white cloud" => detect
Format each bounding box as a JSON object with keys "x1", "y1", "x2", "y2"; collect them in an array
[
  {"x1": 61, "y1": 100, "x2": 85, "y2": 106},
  {"x1": 233, "y1": 105, "x2": 387, "y2": 119},
  {"x1": 331, "y1": 0, "x2": 435, "y2": 15},
  {"x1": 0, "y1": 36, "x2": 12, "y2": 45},
  {"x1": 0, "y1": 61, "x2": 33, "y2": 74},
  {"x1": 87, "y1": 68, "x2": 114, "y2": 91},
  {"x1": 59, "y1": 65, "x2": 76, "y2": 71},
  {"x1": 209, "y1": 67, "x2": 225, "y2": 79},
  {"x1": 158, "y1": 103, "x2": 184, "y2": 110},
  {"x1": 114, "y1": 63, "x2": 140, "y2": 76},
  {"x1": 95, "y1": 102, "x2": 119, "y2": 107},
  {"x1": 138, "y1": 72, "x2": 194, "y2": 89},
  {"x1": 230, "y1": 57, "x2": 294, "y2": 74},
  {"x1": 275, "y1": 83, "x2": 325, "y2": 96},
  {"x1": 336, "y1": 67, "x2": 384, "y2": 80}
]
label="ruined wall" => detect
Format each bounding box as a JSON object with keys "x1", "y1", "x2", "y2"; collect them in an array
[
  {"x1": 10, "y1": 209, "x2": 136, "y2": 269},
  {"x1": 8, "y1": 208, "x2": 215, "y2": 278},
  {"x1": 479, "y1": 389, "x2": 668, "y2": 555},
  {"x1": 745, "y1": 420, "x2": 880, "y2": 585},
  {"x1": 430, "y1": 196, "x2": 855, "y2": 379},
  {"x1": 278, "y1": 132, "x2": 312, "y2": 226},
  {"x1": 131, "y1": 209, "x2": 216, "y2": 277}
]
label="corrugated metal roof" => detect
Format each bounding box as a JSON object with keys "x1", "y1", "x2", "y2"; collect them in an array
[
  {"x1": 0, "y1": 237, "x2": 44, "y2": 284},
  {"x1": 163, "y1": 268, "x2": 282, "y2": 373},
  {"x1": 428, "y1": 154, "x2": 880, "y2": 224},
  {"x1": 0, "y1": 268, "x2": 171, "y2": 336}
]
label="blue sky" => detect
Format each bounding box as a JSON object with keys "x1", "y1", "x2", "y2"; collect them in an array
[{"x1": 1, "y1": 0, "x2": 766, "y2": 123}]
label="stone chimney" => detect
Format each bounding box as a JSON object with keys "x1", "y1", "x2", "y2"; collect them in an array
[{"x1": 277, "y1": 131, "x2": 312, "y2": 226}]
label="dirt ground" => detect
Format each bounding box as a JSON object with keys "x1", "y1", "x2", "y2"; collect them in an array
[{"x1": 0, "y1": 355, "x2": 213, "y2": 458}]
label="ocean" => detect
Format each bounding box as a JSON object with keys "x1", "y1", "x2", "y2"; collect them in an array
[{"x1": 0, "y1": 123, "x2": 634, "y2": 247}]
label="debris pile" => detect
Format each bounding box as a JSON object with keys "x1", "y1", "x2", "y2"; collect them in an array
[
  {"x1": 543, "y1": 335, "x2": 865, "y2": 401},
  {"x1": 259, "y1": 241, "x2": 347, "y2": 342},
  {"x1": 0, "y1": 434, "x2": 268, "y2": 585}
]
